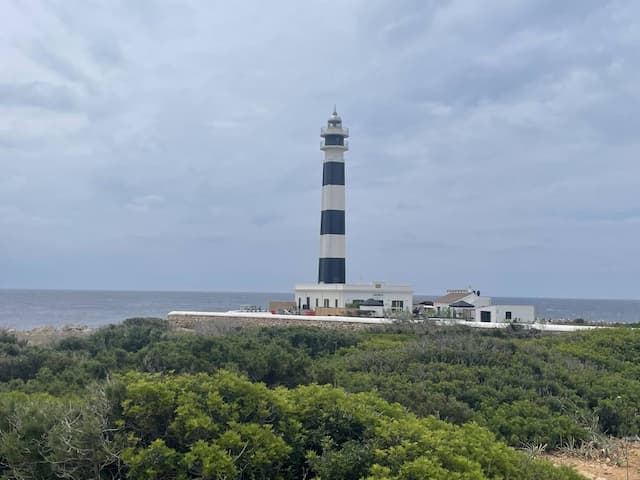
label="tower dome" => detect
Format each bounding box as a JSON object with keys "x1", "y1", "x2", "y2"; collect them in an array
[
  {"x1": 328, "y1": 106, "x2": 342, "y2": 126},
  {"x1": 321, "y1": 106, "x2": 349, "y2": 150}
]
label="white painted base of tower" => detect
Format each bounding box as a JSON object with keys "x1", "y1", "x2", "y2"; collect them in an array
[{"x1": 294, "y1": 282, "x2": 413, "y2": 312}]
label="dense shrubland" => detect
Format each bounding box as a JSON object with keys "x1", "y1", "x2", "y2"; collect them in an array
[
  {"x1": 0, "y1": 318, "x2": 638, "y2": 478},
  {"x1": 311, "y1": 326, "x2": 640, "y2": 446},
  {"x1": 0, "y1": 370, "x2": 582, "y2": 479}
]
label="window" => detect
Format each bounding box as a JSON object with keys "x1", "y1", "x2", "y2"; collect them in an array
[
  {"x1": 324, "y1": 134, "x2": 344, "y2": 146},
  {"x1": 315, "y1": 298, "x2": 319, "y2": 308},
  {"x1": 306, "y1": 297, "x2": 310, "y2": 309},
  {"x1": 391, "y1": 300, "x2": 403, "y2": 309},
  {"x1": 505, "y1": 311, "x2": 512, "y2": 320},
  {"x1": 324, "y1": 299, "x2": 330, "y2": 308},
  {"x1": 335, "y1": 299, "x2": 338, "y2": 308},
  {"x1": 298, "y1": 298, "x2": 301, "y2": 309}
]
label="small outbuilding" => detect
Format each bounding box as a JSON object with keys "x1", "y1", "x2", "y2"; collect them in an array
[{"x1": 475, "y1": 305, "x2": 535, "y2": 324}]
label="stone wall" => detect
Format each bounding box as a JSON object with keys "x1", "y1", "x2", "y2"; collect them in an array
[{"x1": 168, "y1": 313, "x2": 377, "y2": 335}]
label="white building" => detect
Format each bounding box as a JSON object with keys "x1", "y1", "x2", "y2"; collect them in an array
[
  {"x1": 434, "y1": 289, "x2": 491, "y2": 309},
  {"x1": 433, "y1": 288, "x2": 491, "y2": 318},
  {"x1": 295, "y1": 282, "x2": 413, "y2": 313},
  {"x1": 475, "y1": 305, "x2": 535, "y2": 324}
]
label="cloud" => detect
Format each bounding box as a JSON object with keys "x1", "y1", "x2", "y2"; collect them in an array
[
  {"x1": 1, "y1": 0, "x2": 639, "y2": 298},
  {"x1": 0, "y1": 205, "x2": 68, "y2": 227},
  {"x1": 251, "y1": 213, "x2": 282, "y2": 227},
  {"x1": 28, "y1": 42, "x2": 94, "y2": 91},
  {"x1": 0, "y1": 82, "x2": 79, "y2": 110},
  {"x1": 126, "y1": 194, "x2": 165, "y2": 213},
  {"x1": 89, "y1": 38, "x2": 125, "y2": 67}
]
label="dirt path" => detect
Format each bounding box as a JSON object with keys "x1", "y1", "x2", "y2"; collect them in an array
[{"x1": 545, "y1": 444, "x2": 640, "y2": 480}]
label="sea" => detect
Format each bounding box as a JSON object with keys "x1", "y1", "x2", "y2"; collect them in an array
[{"x1": 0, "y1": 289, "x2": 639, "y2": 331}]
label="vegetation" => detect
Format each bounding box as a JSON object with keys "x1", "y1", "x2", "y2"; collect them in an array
[
  {"x1": 1, "y1": 318, "x2": 639, "y2": 478},
  {"x1": 311, "y1": 325, "x2": 640, "y2": 446},
  {"x1": 0, "y1": 371, "x2": 582, "y2": 480}
]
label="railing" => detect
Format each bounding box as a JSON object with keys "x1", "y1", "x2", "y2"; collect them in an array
[
  {"x1": 320, "y1": 140, "x2": 349, "y2": 150},
  {"x1": 321, "y1": 127, "x2": 349, "y2": 137}
]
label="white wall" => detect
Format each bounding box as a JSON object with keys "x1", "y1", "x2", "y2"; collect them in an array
[
  {"x1": 475, "y1": 305, "x2": 535, "y2": 323},
  {"x1": 343, "y1": 290, "x2": 412, "y2": 312},
  {"x1": 324, "y1": 149, "x2": 344, "y2": 162},
  {"x1": 295, "y1": 283, "x2": 413, "y2": 312},
  {"x1": 295, "y1": 289, "x2": 341, "y2": 310},
  {"x1": 471, "y1": 296, "x2": 492, "y2": 307}
]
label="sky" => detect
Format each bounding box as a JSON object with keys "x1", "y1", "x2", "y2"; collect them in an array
[{"x1": 1, "y1": 0, "x2": 639, "y2": 299}]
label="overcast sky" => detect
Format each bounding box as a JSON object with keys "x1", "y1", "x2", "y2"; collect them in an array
[{"x1": 1, "y1": 0, "x2": 639, "y2": 299}]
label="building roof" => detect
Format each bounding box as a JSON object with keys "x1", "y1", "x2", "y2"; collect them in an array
[
  {"x1": 361, "y1": 298, "x2": 384, "y2": 306},
  {"x1": 435, "y1": 292, "x2": 471, "y2": 304},
  {"x1": 450, "y1": 300, "x2": 475, "y2": 308}
]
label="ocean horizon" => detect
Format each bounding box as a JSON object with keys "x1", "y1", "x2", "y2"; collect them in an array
[{"x1": 1, "y1": 288, "x2": 639, "y2": 331}]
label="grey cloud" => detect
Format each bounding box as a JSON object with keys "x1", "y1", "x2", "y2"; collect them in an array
[
  {"x1": 490, "y1": 245, "x2": 546, "y2": 255},
  {"x1": 395, "y1": 237, "x2": 462, "y2": 251},
  {"x1": 566, "y1": 209, "x2": 640, "y2": 224},
  {"x1": 1, "y1": 0, "x2": 640, "y2": 297},
  {"x1": 0, "y1": 135, "x2": 23, "y2": 149},
  {"x1": 126, "y1": 194, "x2": 164, "y2": 213},
  {"x1": 0, "y1": 82, "x2": 78, "y2": 110},
  {"x1": 127, "y1": 232, "x2": 228, "y2": 247},
  {"x1": 28, "y1": 42, "x2": 93, "y2": 90},
  {"x1": 395, "y1": 202, "x2": 421, "y2": 212},
  {"x1": 90, "y1": 38, "x2": 125, "y2": 67},
  {"x1": 251, "y1": 213, "x2": 283, "y2": 227},
  {"x1": 0, "y1": 205, "x2": 69, "y2": 227}
]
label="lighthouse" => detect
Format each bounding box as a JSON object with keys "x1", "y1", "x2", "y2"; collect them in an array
[
  {"x1": 294, "y1": 109, "x2": 413, "y2": 313},
  {"x1": 318, "y1": 107, "x2": 349, "y2": 284}
]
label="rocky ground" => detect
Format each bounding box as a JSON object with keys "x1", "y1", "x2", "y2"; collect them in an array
[{"x1": 544, "y1": 443, "x2": 640, "y2": 480}]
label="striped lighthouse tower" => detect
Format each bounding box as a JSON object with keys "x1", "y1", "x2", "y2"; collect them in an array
[{"x1": 318, "y1": 107, "x2": 349, "y2": 284}]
